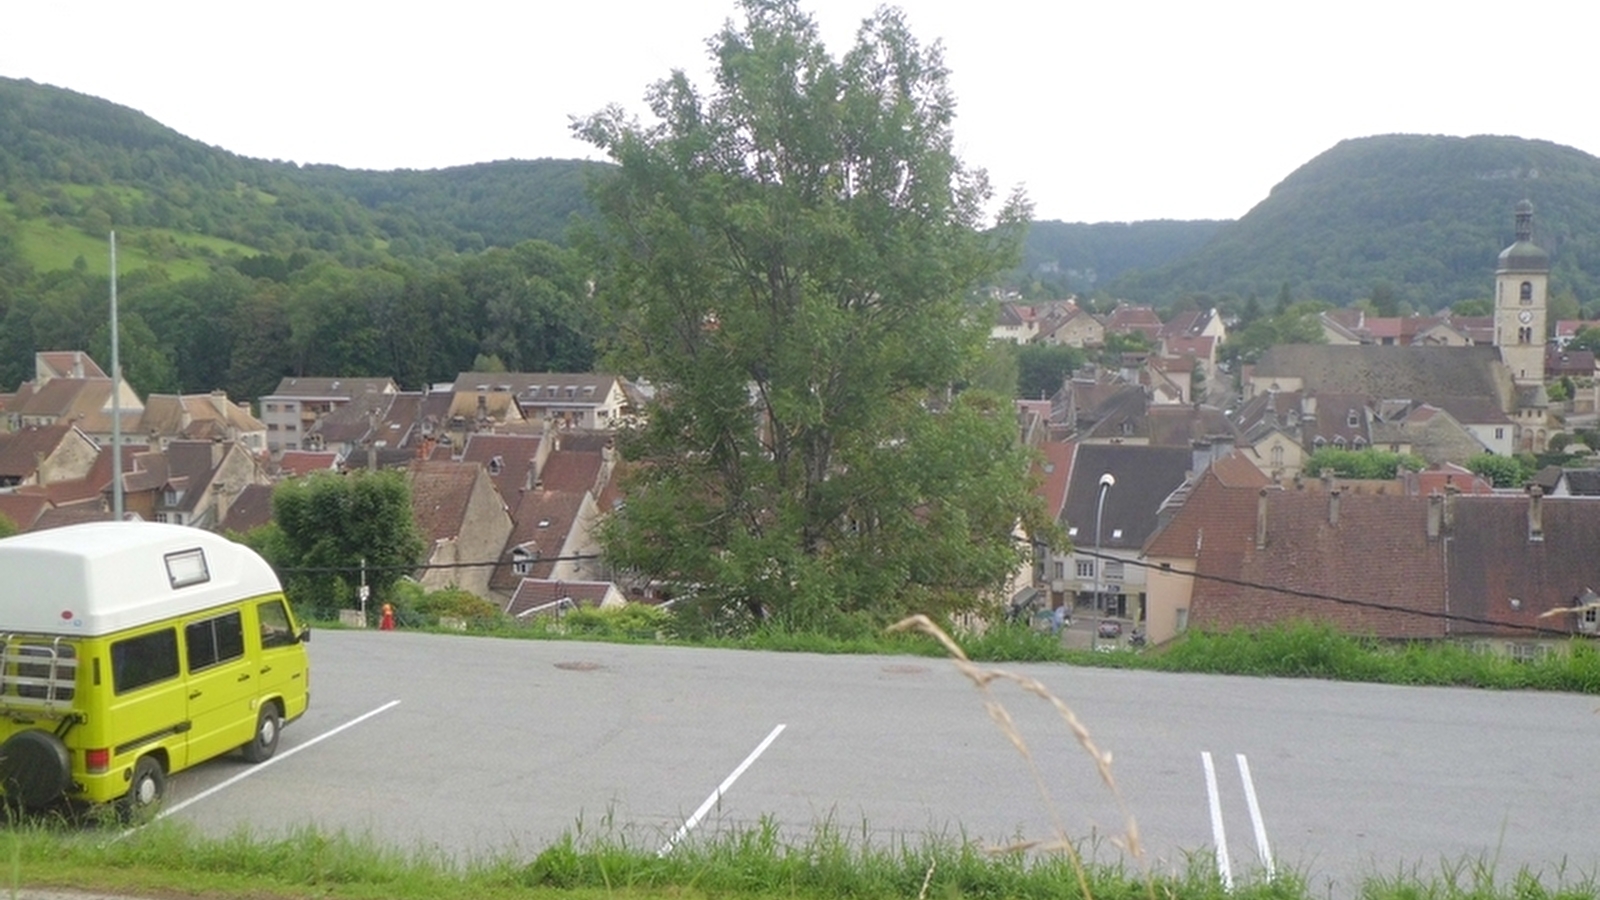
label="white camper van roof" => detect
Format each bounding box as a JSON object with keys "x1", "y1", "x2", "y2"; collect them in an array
[{"x1": 0, "y1": 522, "x2": 283, "y2": 637}]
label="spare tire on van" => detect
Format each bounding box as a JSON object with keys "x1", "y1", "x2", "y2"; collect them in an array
[{"x1": 0, "y1": 730, "x2": 72, "y2": 808}]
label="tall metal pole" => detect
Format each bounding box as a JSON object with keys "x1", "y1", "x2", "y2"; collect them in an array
[
  {"x1": 110, "y1": 231, "x2": 123, "y2": 521},
  {"x1": 1088, "y1": 470, "x2": 1113, "y2": 643}
]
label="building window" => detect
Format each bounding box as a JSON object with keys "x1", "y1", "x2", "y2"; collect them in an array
[
  {"x1": 1520, "y1": 281, "x2": 1533, "y2": 303},
  {"x1": 1053, "y1": 561, "x2": 1065, "y2": 580},
  {"x1": 1105, "y1": 561, "x2": 1124, "y2": 581},
  {"x1": 1076, "y1": 560, "x2": 1095, "y2": 579},
  {"x1": 1271, "y1": 444, "x2": 1284, "y2": 467},
  {"x1": 1495, "y1": 427, "x2": 1505, "y2": 440}
]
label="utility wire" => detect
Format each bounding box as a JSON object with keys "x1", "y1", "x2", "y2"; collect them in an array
[
  {"x1": 276, "y1": 552, "x2": 601, "y2": 576},
  {"x1": 1073, "y1": 547, "x2": 1577, "y2": 638},
  {"x1": 279, "y1": 547, "x2": 1579, "y2": 638}
]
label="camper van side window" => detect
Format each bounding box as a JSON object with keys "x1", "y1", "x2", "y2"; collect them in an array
[
  {"x1": 257, "y1": 601, "x2": 296, "y2": 649},
  {"x1": 111, "y1": 631, "x2": 180, "y2": 694},
  {"x1": 185, "y1": 612, "x2": 246, "y2": 672}
]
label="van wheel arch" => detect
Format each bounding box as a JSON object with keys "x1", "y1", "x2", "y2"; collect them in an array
[
  {"x1": 242, "y1": 700, "x2": 282, "y2": 763},
  {"x1": 120, "y1": 754, "x2": 166, "y2": 819}
]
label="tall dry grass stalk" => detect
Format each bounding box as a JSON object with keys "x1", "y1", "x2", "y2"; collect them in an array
[{"x1": 890, "y1": 614, "x2": 1147, "y2": 900}]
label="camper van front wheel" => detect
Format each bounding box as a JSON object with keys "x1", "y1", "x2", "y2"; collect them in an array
[
  {"x1": 242, "y1": 703, "x2": 282, "y2": 763},
  {"x1": 124, "y1": 757, "x2": 165, "y2": 814}
]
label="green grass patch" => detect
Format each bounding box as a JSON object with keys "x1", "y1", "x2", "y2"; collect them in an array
[
  {"x1": 2, "y1": 815, "x2": 1593, "y2": 900},
  {"x1": 1, "y1": 195, "x2": 260, "y2": 278},
  {"x1": 1147, "y1": 620, "x2": 1600, "y2": 692}
]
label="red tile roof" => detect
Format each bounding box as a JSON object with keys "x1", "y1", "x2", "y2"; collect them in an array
[{"x1": 1189, "y1": 489, "x2": 1447, "y2": 638}]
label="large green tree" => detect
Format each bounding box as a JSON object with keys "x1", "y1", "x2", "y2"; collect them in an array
[
  {"x1": 252, "y1": 470, "x2": 425, "y2": 619},
  {"x1": 574, "y1": 0, "x2": 1046, "y2": 633}
]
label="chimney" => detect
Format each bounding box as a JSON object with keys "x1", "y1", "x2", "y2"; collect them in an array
[
  {"x1": 1527, "y1": 484, "x2": 1544, "y2": 543},
  {"x1": 1255, "y1": 488, "x2": 1269, "y2": 550},
  {"x1": 1328, "y1": 488, "x2": 1341, "y2": 526},
  {"x1": 1427, "y1": 492, "x2": 1443, "y2": 539}
]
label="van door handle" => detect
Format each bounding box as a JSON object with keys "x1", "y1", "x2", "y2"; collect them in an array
[
  {"x1": 260, "y1": 665, "x2": 273, "y2": 674},
  {"x1": 189, "y1": 690, "x2": 201, "y2": 699},
  {"x1": 237, "y1": 673, "x2": 251, "y2": 682}
]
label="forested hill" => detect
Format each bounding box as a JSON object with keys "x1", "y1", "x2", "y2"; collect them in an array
[
  {"x1": 1110, "y1": 134, "x2": 1600, "y2": 311},
  {"x1": 1016, "y1": 219, "x2": 1227, "y2": 295},
  {"x1": 0, "y1": 75, "x2": 600, "y2": 263},
  {"x1": 0, "y1": 76, "x2": 606, "y2": 401}
]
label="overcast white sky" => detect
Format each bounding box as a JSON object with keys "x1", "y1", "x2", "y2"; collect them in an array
[{"x1": 5, "y1": 1, "x2": 1596, "y2": 224}]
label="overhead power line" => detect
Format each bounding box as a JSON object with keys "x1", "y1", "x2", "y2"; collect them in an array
[{"x1": 1074, "y1": 547, "x2": 1576, "y2": 638}]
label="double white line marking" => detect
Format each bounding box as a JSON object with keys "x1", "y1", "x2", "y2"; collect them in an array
[{"x1": 1201, "y1": 751, "x2": 1274, "y2": 889}]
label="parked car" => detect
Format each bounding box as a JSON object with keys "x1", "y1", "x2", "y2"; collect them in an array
[{"x1": 1097, "y1": 619, "x2": 1122, "y2": 639}]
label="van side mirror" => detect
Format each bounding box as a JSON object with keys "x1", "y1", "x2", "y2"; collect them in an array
[{"x1": 298, "y1": 626, "x2": 311, "y2": 644}]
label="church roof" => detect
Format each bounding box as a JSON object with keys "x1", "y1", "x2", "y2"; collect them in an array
[
  {"x1": 1254, "y1": 345, "x2": 1506, "y2": 402},
  {"x1": 1497, "y1": 199, "x2": 1549, "y2": 273}
]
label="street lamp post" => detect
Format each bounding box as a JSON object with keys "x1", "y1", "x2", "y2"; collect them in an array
[{"x1": 1093, "y1": 472, "x2": 1116, "y2": 627}]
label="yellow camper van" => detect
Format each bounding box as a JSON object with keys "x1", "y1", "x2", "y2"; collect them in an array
[{"x1": 0, "y1": 521, "x2": 309, "y2": 812}]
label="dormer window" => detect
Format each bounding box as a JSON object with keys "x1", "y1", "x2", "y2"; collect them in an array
[
  {"x1": 488, "y1": 455, "x2": 504, "y2": 475},
  {"x1": 511, "y1": 546, "x2": 537, "y2": 575},
  {"x1": 1346, "y1": 410, "x2": 1359, "y2": 427},
  {"x1": 1333, "y1": 436, "x2": 1346, "y2": 448}
]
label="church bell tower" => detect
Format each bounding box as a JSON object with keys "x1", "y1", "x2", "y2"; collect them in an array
[{"x1": 1493, "y1": 199, "x2": 1549, "y2": 386}]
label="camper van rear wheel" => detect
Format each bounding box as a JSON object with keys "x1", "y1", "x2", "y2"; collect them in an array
[
  {"x1": 123, "y1": 756, "x2": 165, "y2": 816},
  {"x1": 242, "y1": 703, "x2": 282, "y2": 763}
]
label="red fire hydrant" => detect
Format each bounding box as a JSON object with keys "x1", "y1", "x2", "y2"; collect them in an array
[{"x1": 379, "y1": 602, "x2": 395, "y2": 631}]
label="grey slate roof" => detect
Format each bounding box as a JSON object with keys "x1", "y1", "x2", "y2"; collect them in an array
[
  {"x1": 1254, "y1": 345, "x2": 1507, "y2": 403},
  {"x1": 1060, "y1": 444, "x2": 1193, "y2": 552}
]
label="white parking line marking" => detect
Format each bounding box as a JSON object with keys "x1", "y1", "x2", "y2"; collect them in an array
[
  {"x1": 1201, "y1": 750, "x2": 1233, "y2": 890},
  {"x1": 1236, "y1": 753, "x2": 1274, "y2": 877},
  {"x1": 659, "y1": 723, "x2": 786, "y2": 856},
  {"x1": 113, "y1": 700, "x2": 402, "y2": 841}
]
